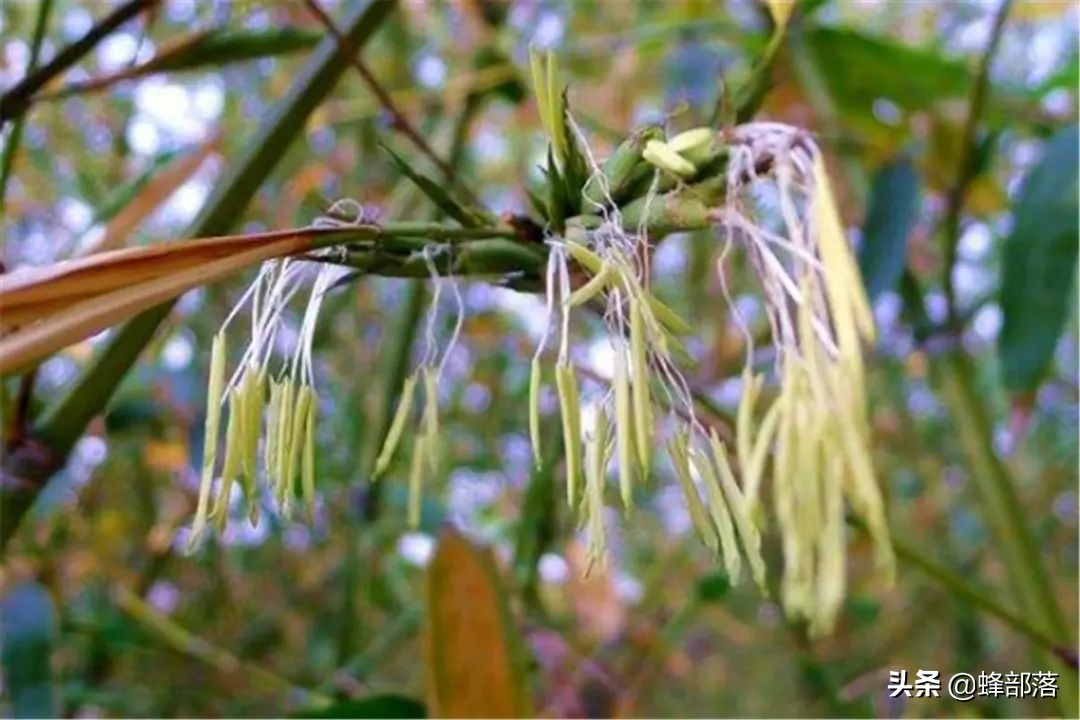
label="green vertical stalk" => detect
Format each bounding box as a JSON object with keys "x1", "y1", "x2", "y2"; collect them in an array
[
  {"x1": 0, "y1": 0, "x2": 396, "y2": 554},
  {"x1": 511, "y1": 416, "x2": 562, "y2": 614},
  {"x1": 335, "y1": 281, "x2": 425, "y2": 665},
  {"x1": 936, "y1": 352, "x2": 1077, "y2": 705}
]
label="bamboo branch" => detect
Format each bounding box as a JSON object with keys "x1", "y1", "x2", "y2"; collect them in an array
[
  {"x1": 302, "y1": 0, "x2": 458, "y2": 185},
  {"x1": 0, "y1": 0, "x2": 54, "y2": 215},
  {"x1": 0, "y1": 0, "x2": 160, "y2": 125},
  {"x1": 888, "y1": 529, "x2": 1077, "y2": 668},
  {"x1": 114, "y1": 585, "x2": 329, "y2": 705},
  {"x1": 935, "y1": 351, "x2": 1079, "y2": 695},
  {"x1": 942, "y1": 0, "x2": 1015, "y2": 326},
  {"x1": 0, "y1": 0, "x2": 785, "y2": 552}
]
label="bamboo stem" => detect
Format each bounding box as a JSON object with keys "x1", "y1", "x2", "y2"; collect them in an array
[
  {"x1": 942, "y1": 0, "x2": 1015, "y2": 326},
  {"x1": 114, "y1": 585, "x2": 328, "y2": 705},
  {"x1": 889, "y1": 527, "x2": 1076, "y2": 667},
  {"x1": 935, "y1": 352, "x2": 1079, "y2": 699}
]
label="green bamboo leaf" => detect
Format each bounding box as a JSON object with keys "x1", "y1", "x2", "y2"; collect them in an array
[
  {"x1": 148, "y1": 28, "x2": 320, "y2": 73},
  {"x1": 858, "y1": 159, "x2": 921, "y2": 299},
  {"x1": 998, "y1": 125, "x2": 1080, "y2": 392},
  {"x1": 556, "y1": 89, "x2": 588, "y2": 214},
  {"x1": 1, "y1": 582, "x2": 57, "y2": 719},
  {"x1": 381, "y1": 144, "x2": 484, "y2": 228},
  {"x1": 806, "y1": 26, "x2": 1039, "y2": 123},
  {"x1": 525, "y1": 184, "x2": 549, "y2": 222},
  {"x1": 544, "y1": 148, "x2": 570, "y2": 234}
]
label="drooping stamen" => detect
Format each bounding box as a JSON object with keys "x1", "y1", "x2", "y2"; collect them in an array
[{"x1": 189, "y1": 332, "x2": 227, "y2": 551}]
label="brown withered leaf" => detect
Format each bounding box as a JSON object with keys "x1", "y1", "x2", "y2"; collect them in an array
[
  {"x1": 424, "y1": 526, "x2": 530, "y2": 718},
  {"x1": 0, "y1": 231, "x2": 319, "y2": 374}
]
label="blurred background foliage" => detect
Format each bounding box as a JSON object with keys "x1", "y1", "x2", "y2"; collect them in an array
[{"x1": 0, "y1": 0, "x2": 1077, "y2": 717}]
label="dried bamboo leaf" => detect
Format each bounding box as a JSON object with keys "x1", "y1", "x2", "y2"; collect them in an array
[
  {"x1": 82, "y1": 137, "x2": 220, "y2": 256},
  {"x1": 0, "y1": 229, "x2": 314, "y2": 330},
  {"x1": 0, "y1": 235, "x2": 307, "y2": 374}
]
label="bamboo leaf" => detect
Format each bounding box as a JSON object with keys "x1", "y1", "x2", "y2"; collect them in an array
[
  {"x1": 41, "y1": 28, "x2": 322, "y2": 100},
  {"x1": 0, "y1": 583, "x2": 57, "y2": 719},
  {"x1": 382, "y1": 144, "x2": 483, "y2": 228},
  {"x1": 998, "y1": 125, "x2": 1079, "y2": 392},
  {"x1": 524, "y1": 184, "x2": 549, "y2": 222},
  {"x1": 424, "y1": 527, "x2": 530, "y2": 718},
  {"x1": 0, "y1": 234, "x2": 309, "y2": 375},
  {"x1": 82, "y1": 136, "x2": 220, "y2": 255},
  {"x1": 147, "y1": 27, "x2": 320, "y2": 73},
  {"x1": 805, "y1": 26, "x2": 1040, "y2": 126},
  {"x1": 0, "y1": 229, "x2": 317, "y2": 333},
  {"x1": 858, "y1": 159, "x2": 921, "y2": 300},
  {"x1": 556, "y1": 89, "x2": 588, "y2": 214}
]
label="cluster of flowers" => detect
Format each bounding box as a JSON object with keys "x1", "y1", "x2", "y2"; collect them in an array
[{"x1": 190, "y1": 85, "x2": 892, "y2": 634}]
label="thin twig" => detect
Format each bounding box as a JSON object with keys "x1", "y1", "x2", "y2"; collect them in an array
[
  {"x1": 0, "y1": 0, "x2": 54, "y2": 215},
  {"x1": 4, "y1": 368, "x2": 38, "y2": 449},
  {"x1": 302, "y1": 0, "x2": 458, "y2": 184},
  {"x1": 0, "y1": 0, "x2": 160, "y2": 125},
  {"x1": 321, "y1": 604, "x2": 422, "y2": 694},
  {"x1": 887, "y1": 530, "x2": 1078, "y2": 669},
  {"x1": 941, "y1": 0, "x2": 1015, "y2": 326},
  {"x1": 113, "y1": 585, "x2": 331, "y2": 704}
]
